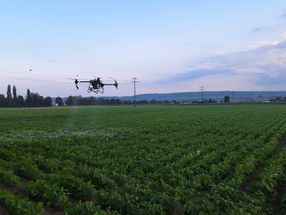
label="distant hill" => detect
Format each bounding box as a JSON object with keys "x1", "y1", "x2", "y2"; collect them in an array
[
  {"x1": 109, "y1": 91, "x2": 286, "y2": 102},
  {"x1": 54, "y1": 91, "x2": 286, "y2": 105}
]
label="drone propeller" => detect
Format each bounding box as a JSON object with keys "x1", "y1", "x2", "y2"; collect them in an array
[
  {"x1": 74, "y1": 79, "x2": 79, "y2": 89},
  {"x1": 73, "y1": 75, "x2": 79, "y2": 89},
  {"x1": 114, "y1": 80, "x2": 118, "y2": 88}
]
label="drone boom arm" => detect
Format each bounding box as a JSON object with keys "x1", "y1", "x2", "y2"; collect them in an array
[
  {"x1": 74, "y1": 79, "x2": 91, "y2": 90},
  {"x1": 103, "y1": 80, "x2": 118, "y2": 88},
  {"x1": 78, "y1": 80, "x2": 91, "y2": 83}
]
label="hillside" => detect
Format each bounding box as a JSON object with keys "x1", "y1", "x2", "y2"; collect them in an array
[{"x1": 108, "y1": 91, "x2": 286, "y2": 102}]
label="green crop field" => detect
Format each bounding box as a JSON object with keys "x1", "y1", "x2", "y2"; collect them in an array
[{"x1": 0, "y1": 105, "x2": 286, "y2": 215}]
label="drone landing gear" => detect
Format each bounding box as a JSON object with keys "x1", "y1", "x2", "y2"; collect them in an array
[
  {"x1": 87, "y1": 84, "x2": 104, "y2": 94},
  {"x1": 87, "y1": 85, "x2": 92, "y2": 93}
]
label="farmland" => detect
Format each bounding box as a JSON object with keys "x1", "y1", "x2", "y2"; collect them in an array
[{"x1": 0, "y1": 104, "x2": 286, "y2": 214}]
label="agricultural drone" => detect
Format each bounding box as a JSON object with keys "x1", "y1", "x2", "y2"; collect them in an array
[{"x1": 74, "y1": 77, "x2": 118, "y2": 93}]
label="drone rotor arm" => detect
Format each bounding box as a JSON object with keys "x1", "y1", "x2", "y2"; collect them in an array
[
  {"x1": 102, "y1": 81, "x2": 118, "y2": 88},
  {"x1": 78, "y1": 80, "x2": 91, "y2": 83}
]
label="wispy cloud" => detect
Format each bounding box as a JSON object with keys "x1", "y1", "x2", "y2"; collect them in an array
[
  {"x1": 155, "y1": 40, "x2": 286, "y2": 90},
  {"x1": 156, "y1": 68, "x2": 233, "y2": 84},
  {"x1": 252, "y1": 27, "x2": 266, "y2": 33}
]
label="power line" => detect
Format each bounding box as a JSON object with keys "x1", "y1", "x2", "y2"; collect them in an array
[{"x1": 132, "y1": 77, "x2": 138, "y2": 107}]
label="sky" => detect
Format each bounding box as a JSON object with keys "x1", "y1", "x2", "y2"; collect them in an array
[{"x1": 0, "y1": 0, "x2": 286, "y2": 97}]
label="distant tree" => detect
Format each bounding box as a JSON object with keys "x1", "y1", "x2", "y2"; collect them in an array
[
  {"x1": 110, "y1": 98, "x2": 121, "y2": 105},
  {"x1": 30, "y1": 93, "x2": 38, "y2": 107},
  {"x1": 55, "y1": 97, "x2": 64, "y2": 106},
  {"x1": 24, "y1": 91, "x2": 44, "y2": 107},
  {"x1": 123, "y1": 100, "x2": 132, "y2": 105},
  {"x1": 12, "y1": 85, "x2": 17, "y2": 100},
  {"x1": 17, "y1": 95, "x2": 25, "y2": 107},
  {"x1": 44, "y1": 97, "x2": 52, "y2": 107},
  {"x1": 0, "y1": 86, "x2": 53, "y2": 108},
  {"x1": 6, "y1": 85, "x2": 12, "y2": 99},
  {"x1": 38, "y1": 95, "x2": 45, "y2": 107},
  {"x1": 0, "y1": 94, "x2": 5, "y2": 107},
  {"x1": 12, "y1": 85, "x2": 18, "y2": 106},
  {"x1": 89, "y1": 97, "x2": 97, "y2": 105},
  {"x1": 65, "y1": 96, "x2": 73, "y2": 106},
  {"x1": 208, "y1": 99, "x2": 217, "y2": 103},
  {"x1": 137, "y1": 100, "x2": 148, "y2": 104},
  {"x1": 26, "y1": 89, "x2": 31, "y2": 106},
  {"x1": 224, "y1": 95, "x2": 230, "y2": 103},
  {"x1": 6, "y1": 85, "x2": 12, "y2": 107},
  {"x1": 30, "y1": 93, "x2": 45, "y2": 107}
]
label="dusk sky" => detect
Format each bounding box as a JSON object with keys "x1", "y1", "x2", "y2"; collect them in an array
[{"x1": 0, "y1": 0, "x2": 286, "y2": 97}]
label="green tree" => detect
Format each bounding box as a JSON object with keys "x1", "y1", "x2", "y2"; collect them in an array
[
  {"x1": 0, "y1": 94, "x2": 5, "y2": 107},
  {"x1": 26, "y1": 89, "x2": 31, "y2": 107},
  {"x1": 30, "y1": 93, "x2": 43, "y2": 107},
  {"x1": 224, "y1": 95, "x2": 230, "y2": 103},
  {"x1": 12, "y1": 85, "x2": 18, "y2": 106},
  {"x1": 17, "y1": 95, "x2": 25, "y2": 107},
  {"x1": 55, "y1": 97, "x2": 64, "y2": 106},
  {"x1": 65, "y1": 96, "x2": 73, "y2": 106},
  {"x1": 44, "y1": 97, "x2": 52, "y2": 107},
  {"x1": 12, "y1": 85, "x2": 17, "y2": 100},
  {"x1": 6, "y1": 85, "x2": 12, "y2": 99},
  {"x1": 6, "y1": 85, "x2": 12, "y2": 107}
]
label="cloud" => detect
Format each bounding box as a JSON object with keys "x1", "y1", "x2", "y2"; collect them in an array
[
  {"x1": 274, "y1": 40, "x2": 286, "y2": 49},
  {"x1": 156, "y1": 40, "x2": 286, "y2": 90},
  {"x1": 156, "y1": 68, "x2": 233, "y2": 84},
  {"x1": 256, "y1": 72, "x2": 286, "y2": 85},
  {"x1": 252, "y1": 27, "x2": 266, "y2": 33}
]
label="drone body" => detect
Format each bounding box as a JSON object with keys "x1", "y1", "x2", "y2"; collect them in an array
[{"x1": 74, "y1": 77, "x2": 118, "y2": 93}]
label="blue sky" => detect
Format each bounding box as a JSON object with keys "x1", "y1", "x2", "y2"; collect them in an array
[{"x1": 0, "y1": 0, "x2": 286, "y2": 96}]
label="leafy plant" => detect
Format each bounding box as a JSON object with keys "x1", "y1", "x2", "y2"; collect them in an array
[{"x1": 0, "y1": 189, "x2": 44, "y2": 215}]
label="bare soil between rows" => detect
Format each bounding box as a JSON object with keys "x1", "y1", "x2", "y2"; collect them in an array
[
  {"x1": 241, "y1": 133, "x2": 286, "y2": 215},
  {"x1": 242, "y1": 134, "x2": 286, "y2": 194},
  {"x1": 0, "y1": 205, "x2": 9, "y2": 215},
  {"x1": 271, "y1": 180, "x2": 286, "y2": 215}
]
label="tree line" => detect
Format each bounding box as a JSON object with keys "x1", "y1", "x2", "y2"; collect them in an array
[
  {"x1": 65, "y1": 96, "x2": 179, "y2": 106},
  {"x1": 0, "y1": 85, "x2": 235, "y2": 108},
  {"x1": 65, "y1": 96, "x2": 129, "y2": 106},
  {"x1": 0, "y1": 85, "x2": 52, "y2": 107}
]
